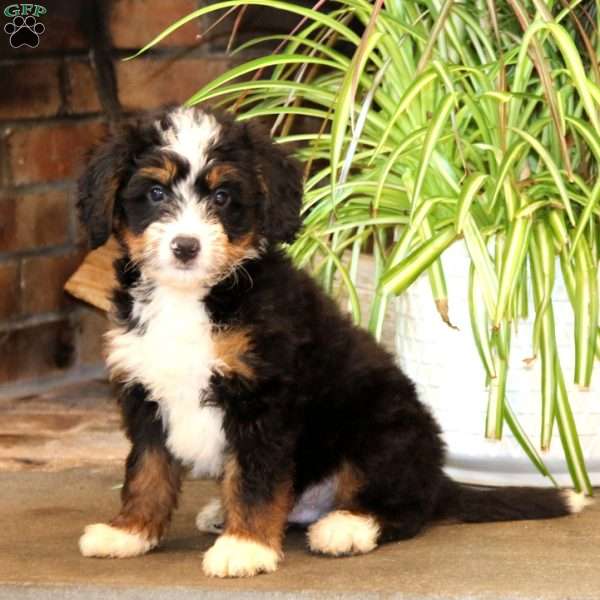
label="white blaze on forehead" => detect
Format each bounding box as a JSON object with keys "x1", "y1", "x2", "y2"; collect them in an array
[{"x1": 157, "y1": 107, "x2": 221, "y2": 178}]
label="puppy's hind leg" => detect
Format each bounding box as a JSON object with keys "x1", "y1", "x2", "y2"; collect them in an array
[
  {"x1": 196, "y1": 497, "x2": 224, "y2": 534},
  {"x1": 307, "y1": 462, "x2": 381, "y2": 556},
  {"x1": 308, "y1": 509, "x2": 382, "y2": 556},
  {"x1": 307, "y1": 484, "x2": 428, "y2": 556},
  {"x1": 79, "y1": 444, "x2": 182, "y2": 558},
  {"x1": 307, "y1": 446, "x2": 433, "y2": 556}
]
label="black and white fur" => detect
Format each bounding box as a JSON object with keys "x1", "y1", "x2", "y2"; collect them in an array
[{"x1": 76, "y1": 106, "x2": 588, "y2": 578}]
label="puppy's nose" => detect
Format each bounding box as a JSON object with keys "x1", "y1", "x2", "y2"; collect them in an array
[{"x1": 170, "y1": 236, "x2": 200, "y2": 262}]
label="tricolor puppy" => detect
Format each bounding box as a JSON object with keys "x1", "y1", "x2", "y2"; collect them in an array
[{"x1": 77, "y1": 106, "x2": 587, "y2": 578}]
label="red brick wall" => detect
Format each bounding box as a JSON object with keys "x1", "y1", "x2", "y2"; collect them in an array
[{"x1": 0, "y1": 0, "x2": 302, "y2": 393}]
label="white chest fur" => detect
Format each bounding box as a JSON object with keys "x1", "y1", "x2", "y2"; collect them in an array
[{"x1": 106, "y1": 284, "x2": 226, "y2": 477}]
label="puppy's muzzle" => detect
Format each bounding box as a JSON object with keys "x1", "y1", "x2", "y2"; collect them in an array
[{"x1": 171, "y1": 236, "x2": 200, "y2": 264}]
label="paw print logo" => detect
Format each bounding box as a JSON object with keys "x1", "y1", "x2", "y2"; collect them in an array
[{"x1": 4, "y1": 15, "x2": 45, "y2": 48}]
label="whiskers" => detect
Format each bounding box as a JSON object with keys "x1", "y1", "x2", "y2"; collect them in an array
[
  {"x1": 238, "y1": 263, "x2": 254, "y2": 288},
  {"x1": 224, "y1": 264, "x2": 249, "y2": 290},
  {"x1": 121, "y1": 216, "x2": 261, "y2": 293},
  {"x1": 212, "y1": 250, "x2": 257, "y2": 290},
  {"x1": 123, "y1": 256, "x2": 140, "y2": 274},
  {"x1": 122, "y1": 232, "x2": 162, "y2": 273}
]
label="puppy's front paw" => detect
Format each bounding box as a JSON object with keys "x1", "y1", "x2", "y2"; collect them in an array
[
  {"x1": 79, "y1": 523, "x2": 157, "y2": 558},
  {"x1": 202, "y1": 534, "x2": 280, "y2": 577}
]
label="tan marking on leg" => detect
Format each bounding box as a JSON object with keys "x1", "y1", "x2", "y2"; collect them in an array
[
  {"x1": 222, "y1": 456, "x2": 293, "y2": 551},
  {"x1": 213, "y1": 327, "x2": 254, "y2": 380},
  {"x1": 335, "y1": 461, "x2": 365, "y2": 509},
  {"x1": 110, "y1": 448, "x2": 182, "y2": 542},
  {"x1": 203, "y1": 456, "x2": 293, "y2": 577},
  {"x1": 80, "y1": 448, "x2": 181, "y2": 558}
]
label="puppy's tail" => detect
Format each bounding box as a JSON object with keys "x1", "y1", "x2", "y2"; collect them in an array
[{"x1": 436, "y1": 476, "x2": 591, "y2": 523}]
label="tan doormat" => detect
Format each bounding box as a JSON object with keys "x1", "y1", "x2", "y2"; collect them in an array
[{"x1": 64, "y1": 237, "x2": 120, "y2": 312}]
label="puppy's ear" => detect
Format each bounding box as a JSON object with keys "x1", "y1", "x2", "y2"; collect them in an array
[
  {"x1": 245, "y1": 121, "x2": 304, "y2": 244},
  {"x1": 77, "y1": 128, "x2": 134, "y2": 249}
]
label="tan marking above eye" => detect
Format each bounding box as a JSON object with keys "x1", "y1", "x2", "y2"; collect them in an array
[
  {"x1": 207, "y1": 164, "x2": 240, "y2": 188},
  {"x1": 138, "y1": 158, "x2": 178, "y2": 185}
]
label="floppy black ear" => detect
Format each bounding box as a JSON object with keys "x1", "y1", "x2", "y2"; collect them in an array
[
  {"x1": 245, "y1": 121, "x2": 304, "y2": 244},
  {"x1": 77, "y1": 128, "x2": 135, "y2": 249}
]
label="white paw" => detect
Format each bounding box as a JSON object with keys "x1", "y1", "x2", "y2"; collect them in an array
[
  {"x1": 79, "y1": 523, "x2": 157, "y2": 558},
  {"x1": 196, "y1": 498, "x2": 224, "y2": 534},
  {"x1": 307, "y1": 510, "x2": 380, "y2": 556},
  {"x1": 202, "y1": 534, "x2": 280, "y2": 578},
  {"x1": 563, "y1": 490, "x2": 594, "y2": 514}
]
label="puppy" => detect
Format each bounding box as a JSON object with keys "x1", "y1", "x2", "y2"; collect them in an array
[{"x1": 77, "y1": 106, "x2": 586, "y2": 577}]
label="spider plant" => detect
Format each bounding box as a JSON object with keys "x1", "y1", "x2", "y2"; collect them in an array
[{"x1": 132, "y1": 0, "x2": 600, "y2": 494}]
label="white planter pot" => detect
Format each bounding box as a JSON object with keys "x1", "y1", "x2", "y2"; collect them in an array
[{"x1": 394, "y1": 242, "x2": 600, "y2": 487}]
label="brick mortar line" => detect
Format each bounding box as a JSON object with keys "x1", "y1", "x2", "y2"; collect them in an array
[
  {"x1": 68, "y1": 186, "x2": 80, "y2": 249},
  {"x1": 0, "y1": 50, "x2": 93, "y2": 63},
  {"x1": 0, "y1": 310, "x2": 69, "y2": 333},
  {"x1": 0, "y1": 56, "x2": 75, "y2": 66},
  {"x1": 0, "y1": 179, "x2": 75, "y2": 197},
  {"x1": 0, "y1": 241, "x2": 81, "y2": 264},
  {"x1": 0, "y1": 363, "x2": 106, "y2": 399},
  {"x1": 0, "y1": 113, "x2": 107, "y2": 129}
]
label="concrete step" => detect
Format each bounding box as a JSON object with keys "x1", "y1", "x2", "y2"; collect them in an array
[{"x1": 2, "y1": 466, "x2": 599, "y2": 600}]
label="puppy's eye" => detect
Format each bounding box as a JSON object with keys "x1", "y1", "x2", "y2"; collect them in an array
[
  {"x1": 213, "y1": 188, "x2": 231, "y2": 208},
  {"x1": 148, "y1": 185, "x2": 166, "y2": 203}
]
